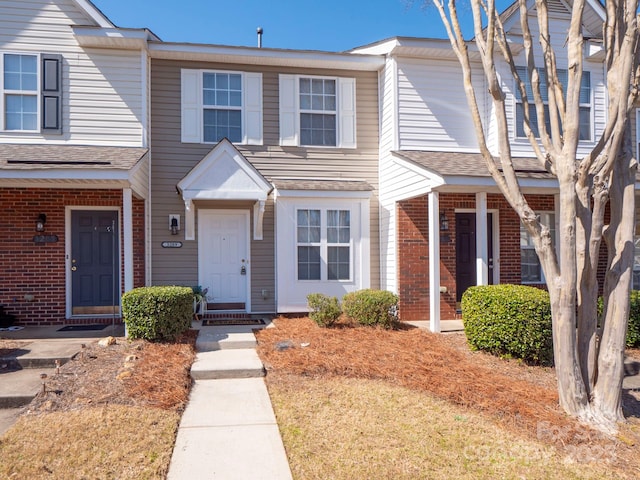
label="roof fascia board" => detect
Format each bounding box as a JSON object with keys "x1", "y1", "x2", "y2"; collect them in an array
[
  {"x1": 274, "y1": 189, "x2": 371, "y2": 199},
  {"x1": 0, "y1": 169, "x2": 131, "y2": 180},
  {"x1": 72, "y1": 27, "x2": 156, "y2": 49},
  {"x1": 149, "y1": 43, "x2": 385, "y2": 70}
]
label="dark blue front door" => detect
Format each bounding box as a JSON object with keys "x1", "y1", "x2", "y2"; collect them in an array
[{"x1": 71, "y1": 210, "x2": 119, "y2": 315}]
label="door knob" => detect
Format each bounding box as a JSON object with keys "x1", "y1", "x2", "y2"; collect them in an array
[{"x1": 71, "y1": 266, "x2": 77, "y2": 271}]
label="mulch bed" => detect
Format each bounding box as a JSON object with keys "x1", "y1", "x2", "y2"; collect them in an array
[
  {"x1": 256, "y1": 317, "x2": 640, "y2": 476},
  {"x1": 24, "y1": 330, "x2": 197, "y2": 414}
]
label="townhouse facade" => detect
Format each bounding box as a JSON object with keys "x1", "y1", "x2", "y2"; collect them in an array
[
  {"x1": 1, "y1": 0, "x2": 637, "y2": 329},
  {"x1": 0, "y1": 0, "x2": 152, "y2": 325}
]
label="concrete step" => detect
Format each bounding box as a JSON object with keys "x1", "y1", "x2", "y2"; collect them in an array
[
  {"x1": 190, "y1": 349, "x2": 265, "y2": 380},
  {"x1": 195, "y1": 326, "x2": 258, "y2": 352},
  {"x1": 0, "y1": 367, "x2": 56, "y2": 408},
  {"x1": 1, "y1": 340, "x2": 83, "y2": 369}
]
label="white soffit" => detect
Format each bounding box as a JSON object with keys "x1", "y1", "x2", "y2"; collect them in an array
[{"x1": 177, "y1": 139, "x2": 272, "y2": 201}]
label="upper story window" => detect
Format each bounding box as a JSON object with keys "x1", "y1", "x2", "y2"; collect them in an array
[
  {"x1": 203, "y1": 72, "x2": 242, "y2": 143},
  {"x1": 280, "y1": 74, "x2": 356, "y2": 148},
  {"x1": 1, "y1": 52, "x2": 61, "y2": 134},
  {"x1": 515, "y1": 67, "x2": 591, "y2": 141},
  {"x1": 4, "y1": 54, "x2": 37, "y2": 131},
  {"x1": 181, "y1": 69, "x2": 262, "y2": 145},
  {"x1": 521, "y1": 212, "x2": 556, "y2": 284},
  {"x1": 300, "y1": 78, "x2": 337, "y2": 146}
]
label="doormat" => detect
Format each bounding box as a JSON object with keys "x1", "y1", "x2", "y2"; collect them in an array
[
  {"x1": 57, "y1": 324, "x2": 109, "y2": 332},
  {"x1": 201, "y1": 318, "x2": 265, "y2": 326}
]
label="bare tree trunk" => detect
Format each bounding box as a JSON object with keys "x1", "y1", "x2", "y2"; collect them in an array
[{"x1": 592, "y1": 127, "x2": 636, "y2": 425}]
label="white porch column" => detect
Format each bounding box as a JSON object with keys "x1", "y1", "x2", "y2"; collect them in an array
[
  {"x1": 476, "y1": 192, "x2": 488, "y2": 286},
  {"x1": 123, "y1": 188, "x2": 134, "y2": 293},
  {"x1": 184, "y1": 199, "x2": 195, "y2": 240},
  {"x1": 428, "y1": 191, "x2": 441, "y2": 333}
]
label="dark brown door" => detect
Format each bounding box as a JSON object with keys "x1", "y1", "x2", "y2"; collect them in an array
[
  {"x1": 71, "y1": 210, "x2": 119, "y2": 315},
  {"x1": 456, "y1": 213, "x2": 476, "y2": 302},
  {"x1": 488, "y1": 213, "x2": 494, "y2": 285}
]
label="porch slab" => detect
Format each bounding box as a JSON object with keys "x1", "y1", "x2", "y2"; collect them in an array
[
  {"x1": 179, "y1": 378, "x2": 276, "y2": 428},
  {"x1": 190, "y1": 349, "x2": 265, "y2": 380},
  {"x1": 405, "y1": 320, "x2": 464, "y2": 333}
]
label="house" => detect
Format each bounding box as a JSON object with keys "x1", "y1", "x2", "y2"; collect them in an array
[
  {"x1": 146, "y1": 41, "x2": 383, "y2": 316},
  {"x1": 0, "y1": 0, "x2": 386, "y2": 325},
  {"x1": 352, "y1": 0, "x2": 627, "y2": 331},
  {"x1": 0, "y1": 0, "x2": 153, "y2": 325},
  {"x1": 3, "y1": 0, "x2": 635, "y2": 328}
]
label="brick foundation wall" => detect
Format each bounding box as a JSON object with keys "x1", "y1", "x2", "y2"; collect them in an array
[{"x1": 0, "y1": 188, "x2": 145, "y2": 325}]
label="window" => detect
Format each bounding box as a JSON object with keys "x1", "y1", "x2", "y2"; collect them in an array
[
  {"x1": 297, "y1": 208, "x2": 351, "y2": 281},
  {"x1": 515, "y1": 67, "x2": 591, "y2": 141},
  {"x1": 1, "y1": 52, "x2": 62, "y2": 134},
  {"x1": 203, "y1": 72, "x2": 242, "y2": 143},
  {"x1": 300, "y1": 78, "x2": 336, "y2": 146},
  {"x1": 181, "y1": 69, "x2": 262, "y2": 144},
  {"x1": 521, "y1": 212, "x2": 555, "y2": 283},
  {"x1": 4, "y1": 54, "x2": 37, "y2": 131},
  {"x1": 279, "y1": 74, "x2": 356, "y2": 148}
]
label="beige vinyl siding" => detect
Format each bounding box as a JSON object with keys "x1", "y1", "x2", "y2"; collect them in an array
[
  {"x1": 0, "y1": 0, "x2": 144, "y2": 146},
  {"x1": 150, "y1": 59, "x2": 380, "y2": 311}
]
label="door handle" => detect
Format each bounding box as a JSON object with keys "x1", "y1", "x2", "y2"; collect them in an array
[{"x1": 71, "y1": 266, "x2": 77, "y2": 271}]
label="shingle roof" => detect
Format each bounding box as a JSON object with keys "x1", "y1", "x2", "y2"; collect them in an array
[
  {"x1": 271, "y1": 178, "x2": 374, "y2": 191},
  {"x1": 393, "y1": 150, "x2": 555, "y2": 180},
  {"x1": 0, "y1": 144, "x2": 148, "y2": 170}
]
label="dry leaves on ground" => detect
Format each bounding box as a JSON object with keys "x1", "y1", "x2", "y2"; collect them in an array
[
  {"x1": 256, "y1": 317, "x2": 640, "y2": 478},
  {"x1": 26, "y1": 330, "x2": 197, "y2": 414}
]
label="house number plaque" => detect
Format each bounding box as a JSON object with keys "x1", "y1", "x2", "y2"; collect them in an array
[
  {"x1": 33, "y1": 235, "x2": 59, "y2": 244},
  {"x1": 161, "y1": 241, "x2": 183, "y2": 248}
]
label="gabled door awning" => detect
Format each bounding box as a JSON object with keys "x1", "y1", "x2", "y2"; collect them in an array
[{"x1": 177, "y1": 138, "x2": 273, "y2": 240}]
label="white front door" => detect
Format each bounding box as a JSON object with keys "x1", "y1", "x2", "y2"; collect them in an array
[{"x1": 198, "y1": 210, "x2": 249, "y2": 308}]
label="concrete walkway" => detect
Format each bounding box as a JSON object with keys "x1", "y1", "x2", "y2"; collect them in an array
[
  {"x1": 167, "y1": 323, "x2": 293, "y2": 480},
  {"x1": 0, "y1": 324, "x2": 124, "y2": 435}
]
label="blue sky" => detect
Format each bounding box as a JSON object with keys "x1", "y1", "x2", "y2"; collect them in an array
[{"x1": 91, "y1": 0, "x2": 505, "y2": 52}]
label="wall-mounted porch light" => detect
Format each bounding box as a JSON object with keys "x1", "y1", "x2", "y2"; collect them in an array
[
  {"x1": 169, "y1": 214, "x2": 180, "y2": 235},
  {"x1": 36, "y1": 213, "x2": 47, "y2": 232},
  {"x1": 439, "y1": 212, "x2": 449, "y2": 232}
]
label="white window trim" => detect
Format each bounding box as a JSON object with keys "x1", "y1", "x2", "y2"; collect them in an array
[
  {"x1": 181, "y1": 68, "x2": 262, "y2": 145},
  {"x1": 1, "y1": 51, "x2": 41, "y2": 132},
  {"x1": 513, "y1": 67, "x2": 593, "y2": 142},
  {"x1": 520, "y1": 211, "x2": 557, "y2": 285},
  {"x1": 276, "y1": 195, "x2": 370, "y2": 312},
  {"x1": 279, "y1": 73, "x2": 356, "y2": 149},
  {"x1": 295, "y1": 208, "x2": 353, "y2": 282}
]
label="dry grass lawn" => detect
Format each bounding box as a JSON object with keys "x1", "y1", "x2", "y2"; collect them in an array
[
  {"x1": 0, "y1": 331, "x2": 196, "y2": 480},
  {"x1": 257, "y1": 317, "x2": 640, "y2": 480}
]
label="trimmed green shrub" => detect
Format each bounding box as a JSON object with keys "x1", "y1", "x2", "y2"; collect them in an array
[
  {"x1": 462, "y1": 284, "x2": 553, "y2": 365},
  {"x1": 628, "y1": 291, "x2": 640, "y2": 347},
  {"x1": 122, "y1": 286, "x2": 192, "y2": 341},
  {"x1": 599, "y1": 290, "x2": 640, "y2": 348},
  {"x1": 307, "y1": 293, "x2": 341, "y2": 327},
  {"x1": 342, "y1": 289, "x2": 399, "y2": 328}
]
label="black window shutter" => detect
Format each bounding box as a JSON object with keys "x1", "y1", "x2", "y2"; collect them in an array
[{"x1": 41, "y1": 54, "x2": 62, "y2": 134}]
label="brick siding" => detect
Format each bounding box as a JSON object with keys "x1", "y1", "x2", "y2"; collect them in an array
[
  {"x1": 0, "y1": 188, "x2": 145, "y2": 325},
  {"x1": 397, "y1": 192, "x2": 570, "y2": 321}
]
